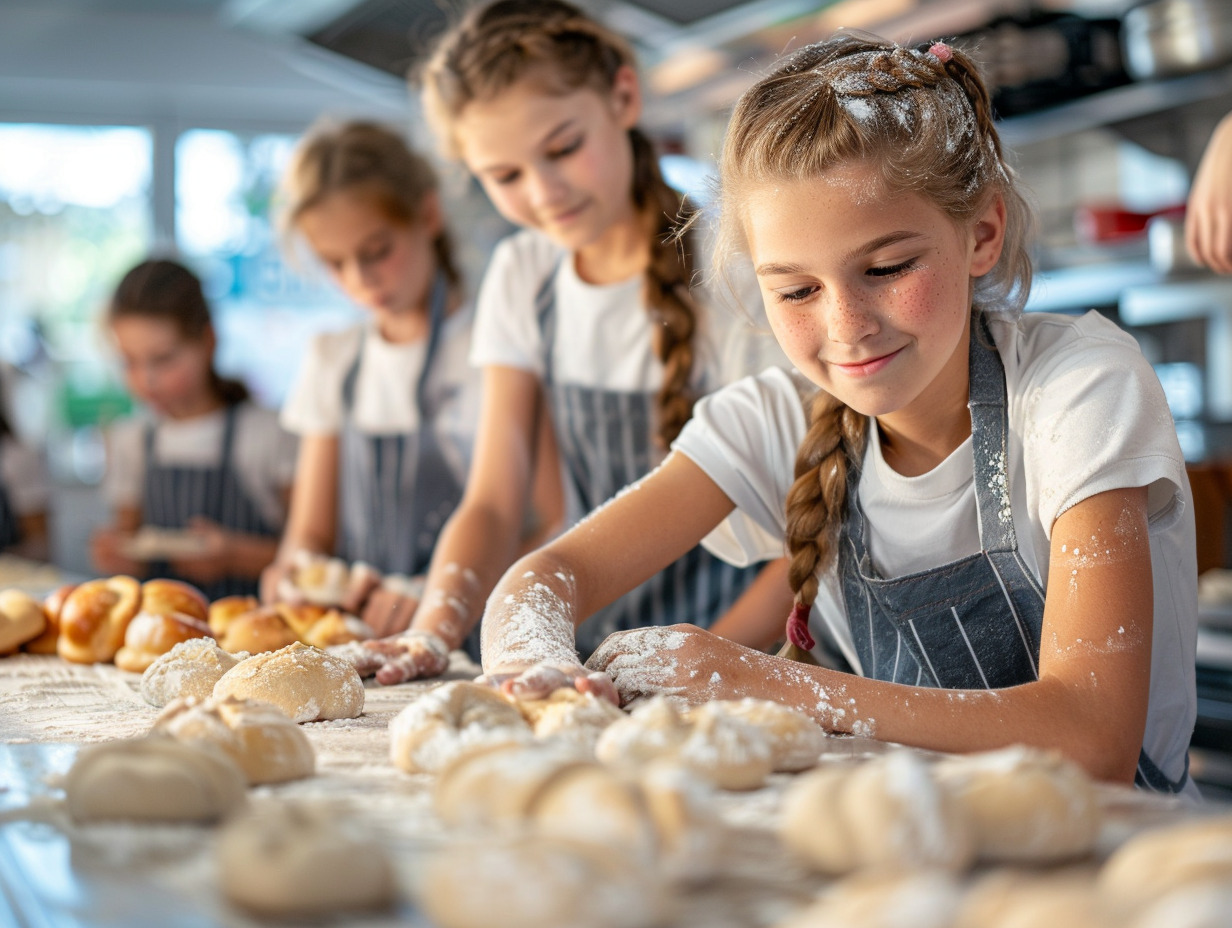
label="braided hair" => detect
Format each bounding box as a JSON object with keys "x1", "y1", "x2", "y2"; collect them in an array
[
  {"x1": 714, "y1": 32, "x2": 1034, "y2": 645},
  {"x1": 420, "y1": 0, "x2": 699, "y2": 447}
]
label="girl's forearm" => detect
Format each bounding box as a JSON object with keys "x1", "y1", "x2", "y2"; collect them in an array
[{"x1": 480, "y1": 549, "x2": 581, "y2": 673}]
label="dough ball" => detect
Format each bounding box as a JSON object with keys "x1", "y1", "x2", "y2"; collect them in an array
[
  {"x1": 434, "y1": 742, "x2": 590, "y2": 829},
  {"x1": 595, "y1": 696, "x2": 691, "y2": 767},
  {"x1": 390, "y1": 680, "x2": 531, "y2": 775},
  {"x1": 517, "y1": 687, "x2": 624, "y2": 748},
  {"x1": 286, "y1": 551, "x2": 352, "y2": 606},
  {"x1": 64, "y1": 735, "x2": 246, "y2": 824},
  {"x1": 531, "y1": 764, "x2": 657, "y2": 855},
  {"x1": 780, "y1": 751, "x2": 975, "y2": 875},
  {"x1": 27, "y1": 583, "x2": 74, "y2": 654},
  {"x1": 1131, "y1": 884, "x2": 1232, "y2": 928},
  {"x1": 934, "y1": 745, "x2": 1100, "y2": 863},
  {"x1": 1098, "y1": 815, "x2": 1232, "y2": 908},
  {"x1": 676, "y1": 703, "x2": 773, "y2": 791},
  {"x1": 635, "y1": 761, "x2": 724, "y2": 882},
  {"x1": 217, "y1": 802, "x2": 396, "y2": 917},
  {"x1": 139, "y1": 578, "x2": 208, "y2": 623},
  {"x1": 217, "y1": 606, "x2": 299, "y2": 655},
  {"x1": 687, "y1": 698, "x2": 828, "y2": 772},
  {"x1": 299, "y1": 609, "x2": 373, "y2": 650},
  {"x1": 207, "y1": 595, "x2": 259, "y2": 637},
  {"x1": 114, "y1": 610, "x2": 212, "y2": 674},
  {"x1": 0, "y1": 588, "x2": 47, "y2": 654},
  {"x1": 415, "y1": 834, "x2": 666, "y2": 928},
  {"x1": 779, "y1": 871, "x2": 963, "y2": 928},
  {"x1": 956, "y1": 870, "x2": 1114, "y2": 928},
  {"x1": 213, "y1": 642, "x2": 364, "y2": 723},
  {"x1": 153, "y1": 695, "x2": 315, "y2": 785},
  {"x1": 57, "y1": 575, "x2": 142, "y2": 664},
  {"x1": 141, "y1": 636, "x2": 242, "y2": 707}
]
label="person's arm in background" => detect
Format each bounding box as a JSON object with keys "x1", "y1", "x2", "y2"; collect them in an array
[
  {"x1": 1186, "y1": 111, "x2": 1232, "y2": 274},
  {"x1": 517, "y1": 385, "x2": 564, "y2": 556}
]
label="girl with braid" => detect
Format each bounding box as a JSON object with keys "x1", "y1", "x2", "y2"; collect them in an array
[
  {"x1": 357, "y1": 0, "x2": 790, "y2": 685},
  {"x1": 486, "y1": 31, "x2": 1200, "y2": 795}
]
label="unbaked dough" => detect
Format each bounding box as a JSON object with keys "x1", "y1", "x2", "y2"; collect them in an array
[
  {"x1": 934, "y1": 745, "x2": 1100, "y2": 863},
  {"x1": 152, "y1": 695, "x2": 315, "y2": 785},
  {"x1": 516, "y1": 686, "x2": 624, "y2": 749},
  {"x1": 956, "y1": 870, "x2": 1115, "y2": 928},
  {"x1": 595, "y1": 697, "x2": 692, "y2": 767},
  {"x1": 780, "y1": 751, "x2": 976, "y2": 874},
  {"x1": 778, "y1": 871, "x2": 963, "y2": 928},
  {"x1": 433, "y1": 742, "x2": 590, "y2": 830},
  {"x1": 64, "y1": 735, "x2": 246, "y2": 824},
  {"x1": 140, "y1": 637, "x2": 243, "y2": 708},
  {"x1": 216, "y1": 801, "x2": 396, "y2": 917},
  {"x1": 389, "y1": 680, "x2": 531, "y2": 775},
  {"x1": 1098, "y1": 815, "x2": 1232, "y2": 907},
  {"x1": 686, "y1": 698, "x2": 828, "y2": 772},
  {"x1": 212, "y1": 642, "x2": 365, "y2": 723}
]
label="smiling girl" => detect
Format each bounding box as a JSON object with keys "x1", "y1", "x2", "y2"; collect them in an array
[{"x1": 479, "y1": 32, "x2": 1199, "y2": 795}]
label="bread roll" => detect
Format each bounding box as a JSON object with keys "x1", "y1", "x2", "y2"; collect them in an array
[
  {"x1": 957, "y1": 870, "x2": 1114, "y2": 928},
  {"x1": 595, "y1": 697, "x2": 691, "y2": 767},
  {"x1": 288, "y1": 551, "x2": 351, "y2": 606},
  {"x1": 0, "y1": 588, "x2": 47, "y2": 654},
  {"x1": 934, "y1": 745, "x2": 1100, "y2": 864},
  {"x1": 115, "y1": 610, "x2": 212, "y2": 674},
  {"x1": 64, "y1": 735, "x2": 246, "y2": 823},
  {"x1": 390, "y1": 680, "x2": 531, "y2": 775},
  {"x1": 217, "y1": 606, "x2": 299, "y2": 655},
  {"x1": 271, "y1": 602, "x2": 329, "y2": 639},
  {"x1": 153, "y1": 695, "x2": 314, "y2": 784},
  {"x1": 687, "y1": 698, "x2": 828, "y2": 772},
  {"x1": 57, "y1": 575, "x2": 142, "y2": 664},
  {"x1": 779, "y1": 871, "x2": 964, "y2": 928},
  {"x1": 433, "y1": 742, "x2": 590, "y2": 829},
  {"x1": 139, "y1": 578, "x2": 208, "y2": 623},
  {"x1": 27, "y1": 583, "x2": 73, "y2": 654},
  {"x1": 676, "y1": 703, "x2": 773, "y2": 790},
  {"x1": 780, "y1": 751, "x2": 976, "y2": 875},
  {"x1": 213, "y1": 642, "x2": 365, "y2": 723},
  {"x1": 141, "y1": 636, "x2": 242, "y2": 707},
  {"x1": 217, "y1": 802, "x2": 396, "y2": 917},
  {"x1": 207, "y1": 595, "x2": 259, "y2": 637},
  {"x1": 1098, "y1": 816, "x2": 1232, "y2": 908},
  {"x1": 299, "y1": 609, "x2": 373, "y2": 649},
  {"x1": 531, "y1": 764, "x2": 658, "y2": 855}
]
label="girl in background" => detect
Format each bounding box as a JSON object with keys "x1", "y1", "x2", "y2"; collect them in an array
[
  {"x1": 0, "y1": 365, "x2": 49, "y2": 561},
  {"x1": 92, "y1": 258, "x2": 296, "y2": 599},
  {"x1": 361, "y1": 0, "x2": 790, "y2": 685},
  {"x1": 480, "y1": 33, "x2": 1199, "y2": 795},
  {"x1": 262, "y1": 120, "x2": 505, "y2": 641}
]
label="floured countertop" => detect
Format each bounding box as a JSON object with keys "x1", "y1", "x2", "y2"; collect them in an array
[{"x1": 0, "y1": 653, "x2": 1204, "y2": 927}]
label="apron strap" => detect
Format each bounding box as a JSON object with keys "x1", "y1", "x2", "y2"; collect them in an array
[{"x1": 967, "y1": 312, "x2": 1019, "y2": 554}]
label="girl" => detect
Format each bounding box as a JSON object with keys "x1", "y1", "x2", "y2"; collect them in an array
[
  {"x1": 262, "y1": 121, "x2": 496, "y2": 638},
  {"x1": 0, "y1": 366, "x2": 49, "y2": 561},
  {"x1": 92, "y1": 258, "x2": 296, "y2": 600},
  {"x1": 479, "y1": 32, "x2": 1200, "y2": 796},
  {"x1": 362, "y1": 0, "x2": 790, "y2": 684}
]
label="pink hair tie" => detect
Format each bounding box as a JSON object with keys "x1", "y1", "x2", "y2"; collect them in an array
[
  {"x1": 929, "y1": 42, "x2": 953, "y2": 63},
  {"x1": 786, "y1": 601, "x2": 816, "y2": 652}
]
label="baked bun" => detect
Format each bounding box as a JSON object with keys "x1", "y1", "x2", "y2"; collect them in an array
[
  {"x1": 780, "y1": 751, "x2": 976, "y2": 875},
  {"x1": 114, "y1": 610, "x2": 212, "y2": 674},
  {"x1": 207, "y1": 595, "x2": 259, "y2": 637},
  {"x1": 686, "y1": 698, "x2": 828, "y2": 772},
  {"x1": 139, "y1": 578, "x2": 208, "y2": 623},
  {"x1": 153, "y1": 695, "x2": 315, "y2": 784},
  {"x1": 0, "y1": 588, "x2": 48, "y2": 654},
  {"x1": 299, "y1": 609, "x2": 373, "y2": 650},
  {"x1": 64, "y1": 735, "x2": 247, "y2": 824},
  {"x1": 213, "y1": 642, "x2": 365, "y2": 723},
  {"x1": 269, "y1": 602, "x2": 329, "y2": 639},
  {"x1": 217, "y1": 605, "x2": 299, "y2": 655},
  {"x1": 57, "y1": 575, "x2": 142, "y2": 664},
  {"x1": 217, "y1": 802, "x2": 396, "y2": 917},
  {"x1": 27, "y1": 583, "x2": 74, "y2": 654},
  {"x1": 389, "y1": 680, "x2": 531, "y2": 775},
  {"x1": 141, "y1": 636, "x2": 243, "y2": 707}
]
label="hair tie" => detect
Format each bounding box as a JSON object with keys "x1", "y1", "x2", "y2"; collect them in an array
[
  {"x1": 786, "y1": 601, "x2": 816, "y2": 652},
  {"x1": 928, "y1": 42, "x2": 953, "y2": 63}
]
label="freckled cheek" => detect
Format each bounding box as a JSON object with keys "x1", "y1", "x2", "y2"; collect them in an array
[{"x1": 889, "y1": 272, "x2": 950, "y2": 323}]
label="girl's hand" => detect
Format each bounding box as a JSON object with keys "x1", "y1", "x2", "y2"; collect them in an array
[
  {"x1": 477, "y1": 662, "x2": 619, "y2": 705},
  {"x1": 89, "y1": 527, "x2": 147, "y2": 578},
  {"x1": 363, "y1": 631, "x2": 451, "y2": 685},
  {"x1": 361, "y1": 588, "x2": 420, "y2": 636},
  {"x1": 168, "y1": 518, "x2": 230, "y2": 585},
  {"x1": 259, "y1": 559, "x2": 295, "y2": 604},
  {"x1": 585, "y1": 624, "x2": 762, "y2": 706}
]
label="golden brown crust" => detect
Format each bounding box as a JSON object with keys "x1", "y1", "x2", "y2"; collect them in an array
[
  {"x1": 115, "y1": 610, "x2": 213, "y2": 674},
  {"x1": 140, "y1": 578, "x2": 209, "y2": 624},
  {"x1": 0, "y1": 589, "x2": 48, "y2": 654},
  {"x1": 207, "y1": 595, "x2": 259, "y2": 637},
  {"x1": 217, "y1": 606, "x2": 299, "y2": 655},
  {"x1": 27, "y1": 583, "x2": 75, "y2": 654},
  {"x1": 57, "y1": 575, "x2": 142, "y2": 664}
]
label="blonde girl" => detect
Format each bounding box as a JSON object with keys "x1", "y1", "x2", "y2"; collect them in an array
[
  {"x1": 361, "y1": 0, "x2": 790, "y2": 685},
  {"x1": 262, "y1": 121, "x2": 493, "y2": 640},
  {"x1": 92, "y1": 258, "x2": 296, "y2": 599},
  {"x1": 481, "y1": 32, "x2": 1199, "y2": 795}
]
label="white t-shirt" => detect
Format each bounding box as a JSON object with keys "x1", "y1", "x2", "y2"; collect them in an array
[
  {"x1": 281, "y1": 306, "x2": 481, "y2": 488},
  {"x1": 0, "y1": 435, "x2": 47, "y2": 516},
  {"x1": 104, "y1": 400, "x2": 298, "y2": 530},
  {"x1": 675, "y1": 310, "x2": 1197, "y2": 788},
  {"x1": 470, "y1": 228, "x2": 787, "y2": 392}
]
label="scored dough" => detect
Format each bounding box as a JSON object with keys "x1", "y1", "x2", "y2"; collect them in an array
[
  {"x1": 389, "y1": 680, "x2": 531, "y2": 775},
  {"x1": 141, "y1": 637, "x2": 243, "y2": 707},
  {"x1": 216, "y1": 801, "x2": 397, "y2": 917},
  {"x1": 213, "y1": 642, "x2": 365, "y2": 723},
  {"x1": 64, "y1": 735, "x2": 247, "y2": 824},
  {"x1": 152, "y1": 695, "x2": 315, "y2": 785}
]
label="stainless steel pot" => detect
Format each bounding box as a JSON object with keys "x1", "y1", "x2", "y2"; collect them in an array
[{"x1": 1122, "y1": 0, "x2": 1232, "y2": 79}]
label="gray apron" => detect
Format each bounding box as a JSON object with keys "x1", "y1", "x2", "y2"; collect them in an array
[
  {"x1": 0, "y1": 443, "x2": 20, "y2": 551},
  {"x1": 536, "y1": 265, "x2": 761, "y2": 658},
  {"x1": 837, "y1": 314, "x2": 1189, "y2": 794},
  {"x1": 338, "y1": 274, "x2": 478, "y2": 658},
  {"x1": 142, "y1": 402, "x2": 278, "y2": 600}
]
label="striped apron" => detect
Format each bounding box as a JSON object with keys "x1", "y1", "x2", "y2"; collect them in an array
[
  {"x1": 837, "y1": 314, "x2": 1189, "y2": 794},
  {"x1": 337, "y1": 274, "x2": 478, "y2": 658},
  {"x1": 142, "y1": 403, "x2": 278, "y2": 601},
  {"x1": 536, "y1": 265, "x2": 762, "y2": 658},
  {"x1": 0, "y1": 444, "x2": 20, "y2": 550}
]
